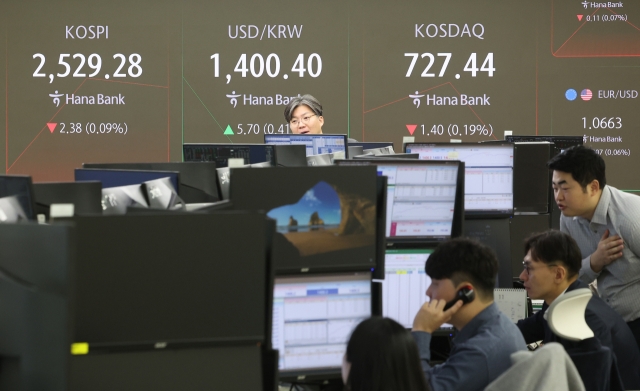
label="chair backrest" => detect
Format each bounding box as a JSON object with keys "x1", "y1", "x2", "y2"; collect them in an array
[
  {"x1": 545, "y1": 288, "x2": 594, "y2": 341},
  {"x1": 484, "y1": 343, "x2": 586, "y2": 391}
]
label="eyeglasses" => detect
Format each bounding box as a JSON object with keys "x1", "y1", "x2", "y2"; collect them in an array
[
  {"x1": 522, "y1": 261, "x2": 558, "y2": 276},
  {"x1": 290, "y1": 114, "x2": 317, "y2": 127}
]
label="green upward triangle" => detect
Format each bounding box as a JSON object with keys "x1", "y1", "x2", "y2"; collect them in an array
[{"x1": 223, "y1": 125, "x2": 234, "y2": 135}]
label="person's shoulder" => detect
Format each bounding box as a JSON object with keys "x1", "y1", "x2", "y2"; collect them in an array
[
  {"x1": 472, "y1": 311, "x2": 526, "y2": 351},
  {"x1": 606, "y1": 186, "x2": 640, "y2": 229},
  {"x1": 607, "y1": 186, "x2": 640, "y2": 206}
]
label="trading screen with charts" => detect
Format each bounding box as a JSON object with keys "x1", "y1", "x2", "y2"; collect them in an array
[
  {"x1": 406, "y1": 143, "x2": 514, "y2": 215},
  {"x1": 378, "y1": 163, "x2": 459, "y2": 238},
  {"x1": 272, "y1": 272, "x2": 371, "y2": 372}
]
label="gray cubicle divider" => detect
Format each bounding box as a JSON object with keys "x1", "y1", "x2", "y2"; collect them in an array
[
  {"x1": 509, "y1": 214, "x2": 553, "y2": 280},
  {"x1": 463, "y1": 218, "x2": 512, "y2": 289},
  {"x1": 513, "y1": 143, "x2": 552, "y2": 214},
  {"x1": 0, "y1": 212, "x2": 275, "y2": 391}
]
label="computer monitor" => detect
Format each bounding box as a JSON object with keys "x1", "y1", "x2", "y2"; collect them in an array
[
  {"x1": 363, "y1": 146, "x2": 394, "y2": 156},
  {"x1": 505, "y1": 135, "x2": 583, "y2": 154},
  {"x1": 183, "y1": 143, "x2": 276, "y2": 167},
  {"x1": 353, "y1": 153, "x2": 418, "y2": 160},
  {"x1": 230, "y1": 166, "x2": 378, "y2": 273},
  {"x1": 336, "y1": 159, "x2": 464, "y2": 244},
  {"x1": 75, "y1": 168, "x2": 180, "y2": 193},
  {"x1": 33, "y1": 181, "x2": 102, "y2": 218},
  {"x1": 347, "y1": 145, "x2": 364, "y2": 159},
  {"x1": 143, "y1": 177, "x2": 183, "y2": 210},
  {"x1": 264, "y1": 134, "x2": 348, "y2": 158},
  {"x1": 82, "y1": 162, "x2": 220, "y2": 203},
  {"x1": 405, "y1": 142, "x2": 514, "y2": 218},
  {"x1": 0, "y1": 175, "x2": 36, "y2": 220},
  {"x1": 101, "y1": 185, "x2": 149, "y2": 214},
  {"x1": 272, "y1": 271, "x2": 371, "y2": 379},
  {"x1": 272, "y1": 144, "x2": 308, "y2": 167},
  {"x1": 306, "y1": 153, "x2": 333, "y2": 166},
  {"x1": 348, "y1": 142, "x2": 395, "y2": 153},
  {"x1": 374, "y1": 249, "x2": 453, "y2": 330},
  {"x1": 0, "y1": 196, "x2": 28, "y2": 222}
]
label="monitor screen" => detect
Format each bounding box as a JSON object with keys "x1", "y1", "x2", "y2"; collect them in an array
[
  {"x1": 183, "y1": 143, "x2": 275, "y2": 167},
  {"x1": 272, "y1": 272, "x2": 371, "y2": 375},
  {"x1": 375, "y1": 249, "x2": 452, "y2": 330},
  {"x1": 0, "y1": 175, "x2": 36, "y2": 220},
  {"x1": 75, "y1": 168, "x2": 180, "y2": 192},
  {"x1": 405, "y1": 143, "x2": 514, "y2": 217},
  {"x1": 82, "y1": 163, "x2": 219, "y2": 203},
  {"x1": 230, "y1": 166, "x2": 378, "y2": 273},
  {"x1": 347, "y1": 142, "x2": 394, "y2": 152},
  {"x1": 0, "y1": 196, "x2": 28, "y2": 222},
  {"x1": 336, "y1": 160, "x2": 462, "y2": 242},
  {"x1": 264, "y1": 134, "x2": 348, "y2": 158}
]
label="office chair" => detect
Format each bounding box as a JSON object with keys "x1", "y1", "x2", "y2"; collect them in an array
[
  {"x1": 484, "y1": 343, "x2": 585, "y2": 391},
  {"x1": 544, "y1": 288, "x2": 594, "y2": 341},
  {"x1": 545, "y1": 288, "x2": 624, "y2": 391}
]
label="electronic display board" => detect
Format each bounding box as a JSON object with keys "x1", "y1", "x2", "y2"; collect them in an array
[{"x1": 1, "y1": 0, "x2": 639, "y2": 190}]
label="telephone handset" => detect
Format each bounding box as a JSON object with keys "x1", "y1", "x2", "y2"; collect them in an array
[{"x1": 443, "y1": 285, "x2": 475, "y2": 311}]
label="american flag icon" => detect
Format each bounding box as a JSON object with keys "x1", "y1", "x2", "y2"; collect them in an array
[{"x1": 581, "y1": 89, "x2": 593, "y2": 101}]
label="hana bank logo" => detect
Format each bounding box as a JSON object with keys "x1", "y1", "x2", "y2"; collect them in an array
[
  {"x1": 50, "y1": 90, "x2": 64, "y2": 107},
  {"x1": 226, "y1": 91, "x2": 241, "y2": 108}
]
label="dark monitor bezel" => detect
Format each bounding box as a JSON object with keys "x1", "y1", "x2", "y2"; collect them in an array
[
  {"x1": 335, "y1": 159, "x2": 464, "y2": 245},
  {"x1": 404, "y1": 142, "x2": 514, "y2": 219},
  {"x1": 82, "y1": 162, "x2": 220, "y2": 202},
  {"x1": 505, "y1": 135, "x2": 583, "y2": 148},
  {"x1": 0, "y1": 174, "x2": 37, "y2": 220},
  {"x1": 75, "y1": 168, "x2": 180, "y2": 193},
  {"x1": 182, "y1": 143, "x2": 276, "y2": 167},
  {"x1": 264, "y1": 134, "x2": 349, "y2": 159},
  {"x1": 32, "y1": 181, "x2": 103, "y2": 217},
  {"x1": 229, "y1": 166, "x2": 379, "y2": 275},
  {"x1": 271, "y1": 270, "x2": 373, "y2": 382}
]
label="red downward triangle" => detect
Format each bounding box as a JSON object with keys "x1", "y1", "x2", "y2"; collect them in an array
[
  {"x1": 577, "y1": 14, "x2": 583, "y2": 21},
  {"x1": 406, "y1": 124, "x2": 417, "y2": 135},
  {"x1": 47, "y1": 123, "x2": 57, "y2": 133}
]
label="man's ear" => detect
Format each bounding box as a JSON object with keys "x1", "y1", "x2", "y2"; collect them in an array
[
  {"x1": 554, "y1": 265, "x2": 567, "y2": 283},
  {"x1": 588, "y1": 179, "x2": 601, "y2": 194}
]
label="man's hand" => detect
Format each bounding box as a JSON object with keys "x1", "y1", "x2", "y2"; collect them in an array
[
  {"x1": 590, "y1": 229, "x2": 624, "y2": 273},
  {"x1": 412, "y1": 299, "x2": 463, "y2": 334}
]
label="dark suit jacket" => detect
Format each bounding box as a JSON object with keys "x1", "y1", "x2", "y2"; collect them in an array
[{"x1": 517, "y1": 279, "x2": 640, "y2": 389}]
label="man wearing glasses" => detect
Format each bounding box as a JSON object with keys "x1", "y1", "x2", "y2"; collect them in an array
[
  {"x1": 283, "y1": 94, "x2": 325, "y2": 135},
  {"x1": 516, "y1": 230, "x2": 640, "y2": 389}
]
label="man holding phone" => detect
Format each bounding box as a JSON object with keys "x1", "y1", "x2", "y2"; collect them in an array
[{"x1": 412, "y1": 238, "x2": 527, "y2": 391}]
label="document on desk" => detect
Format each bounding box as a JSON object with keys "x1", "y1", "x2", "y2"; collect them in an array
[{"x1": 494, "y1": 288, "x2": 527, "y2": 323}]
